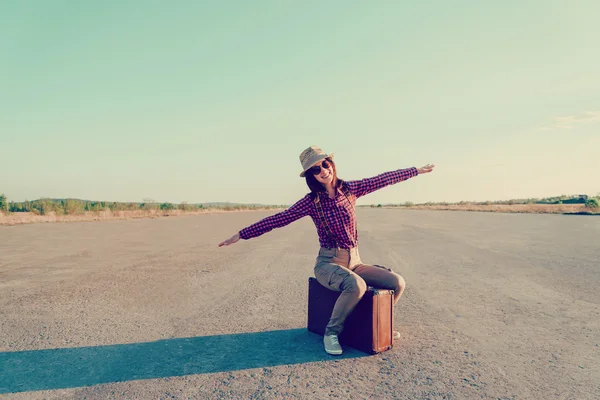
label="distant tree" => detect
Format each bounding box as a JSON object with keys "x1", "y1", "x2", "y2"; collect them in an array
[
  {"x1": 52, "y1": 199, "x2": 65, "y2": 215},
  {"x1": 0, "y1": 194, "x2": 7, "y2": 213},
  {"x1": 64, "y1": 199, "x2": 83, "y2": 215},
  {"x1": 33, "y1": 198, "x2": 53, "y2": 215}
]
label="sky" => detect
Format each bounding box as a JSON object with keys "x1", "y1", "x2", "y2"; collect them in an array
[{"x1": 1, "y1": 1, "x2": 599, "y2": 206}]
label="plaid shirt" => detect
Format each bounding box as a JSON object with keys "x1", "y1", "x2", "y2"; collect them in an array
[{"x1": 238, "y1": 167, "x2": 419, "y2": 249}]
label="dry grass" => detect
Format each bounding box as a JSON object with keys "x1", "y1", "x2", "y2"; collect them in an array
[
  {"x1": 0, "y1": 208, "x2": 284, "y2": 226},
  {"x1": 2, "y1": 203, "x2": 597, "y2": 226},
  {"x1": 388, "y1": 203, "x2": 595, "y2": 214}
]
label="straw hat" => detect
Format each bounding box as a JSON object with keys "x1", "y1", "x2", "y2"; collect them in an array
[{"x1": 299, "y1": 145, "x2": 334, "y2": 177}]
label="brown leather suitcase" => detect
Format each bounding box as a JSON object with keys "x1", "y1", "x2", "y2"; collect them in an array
[{"x1": 307, "y1": 277, "x2": 394, "y2": 354}]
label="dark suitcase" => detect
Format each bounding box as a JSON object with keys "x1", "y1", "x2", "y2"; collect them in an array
[{"x1": 307, "y1": 277, "x2": 394, "y2": 354}]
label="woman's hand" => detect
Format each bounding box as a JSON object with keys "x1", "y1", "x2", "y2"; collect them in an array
[
  {"x1": 219, "y1": 233, "x2": 240, "y2": 247},
  {"x1": 417, "y1": 164, "x2": 435, "y2": 174}
]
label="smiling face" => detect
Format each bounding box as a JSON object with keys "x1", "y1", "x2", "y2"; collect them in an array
[
  {"x1": 304, "y1": 157, "x2": 339, "y2": 193},
  {"x1": 309, "y1": 158, "x2": 334, "y2": 186}
]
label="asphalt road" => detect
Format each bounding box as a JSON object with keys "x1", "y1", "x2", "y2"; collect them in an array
[{"x1": 1, "y1": 209, "x2": 599, "y2": 399}]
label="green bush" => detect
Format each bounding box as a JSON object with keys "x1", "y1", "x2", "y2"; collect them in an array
[
  {"x1": 161, "y1": 202, "x2": 175, "y2": 210},
  {"x1": 585, "y1": 198, "x2": 599, "y2": 209}
]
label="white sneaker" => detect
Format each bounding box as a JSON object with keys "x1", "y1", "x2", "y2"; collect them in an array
[{"x1": 324, "y1": 334, "x2": 343, "y2": 355}]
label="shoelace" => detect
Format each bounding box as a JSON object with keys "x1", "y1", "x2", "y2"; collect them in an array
[{"x1": 328, "y1": 335, "x2": 340, "y2": 345}]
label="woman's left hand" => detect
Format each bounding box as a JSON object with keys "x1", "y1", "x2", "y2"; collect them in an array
[
  {"x1": 417, "y1": 164, "x2": 435, "y2": 174},
  {"x1": 219, "y1": 233, "x2": 240, "y2": 247}
]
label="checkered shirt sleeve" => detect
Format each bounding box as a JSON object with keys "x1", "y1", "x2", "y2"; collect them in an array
[
  {"x1": 345, "y1": 167, "x2": 418, "y2": 198},
  {"x1": 238, "y1": 194, "x2": 312, "y2": 240}
]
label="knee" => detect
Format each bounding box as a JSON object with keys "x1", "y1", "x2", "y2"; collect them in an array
[
  {"x1": 342, "y1": 274, "x2": 367, "y2": 298},
  {"x1": 394, "y1": 274, "x2": 406, "y2": 293},
  {"x1": 356, "y1": 277, "x2": 367, "y2": 297}
]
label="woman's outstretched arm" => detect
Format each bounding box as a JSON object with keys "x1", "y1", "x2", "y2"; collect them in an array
[
  {"x1": 218, "y1": 194, "x2": 312, "y2": 247},
  {"x1": 345, "y1": 164, "x2": 435, "y2": 199}
]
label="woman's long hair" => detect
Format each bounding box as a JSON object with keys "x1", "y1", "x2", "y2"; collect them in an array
[{"x1": 305, "y1": 157, "x2": 344, "y2": 195}]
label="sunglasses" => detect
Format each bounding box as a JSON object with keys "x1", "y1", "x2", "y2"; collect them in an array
[{"x1": 307, "y1": 159, "x2": 331, "y2": 176}]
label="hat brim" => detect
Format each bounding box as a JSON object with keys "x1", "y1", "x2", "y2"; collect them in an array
[{"x1": 299, "y1": 153, "x2": 334, "y2": 177}]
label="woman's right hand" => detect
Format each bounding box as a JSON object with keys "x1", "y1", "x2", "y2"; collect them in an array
[
  {"x1": 417, "y1": 164, "x2": 435, "y2": 174},
  {"x1": 219, "y1": 233, "x2": 240, "y2": 247}
]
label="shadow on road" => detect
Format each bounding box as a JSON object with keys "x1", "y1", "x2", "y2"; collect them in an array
[{"x1": 0, "y1": 328, "x2": 368, "y2": 394}]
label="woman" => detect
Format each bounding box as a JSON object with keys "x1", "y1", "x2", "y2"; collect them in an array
[{"x1": 219, "y1": 145, "x2": 435, "y2": 355}]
